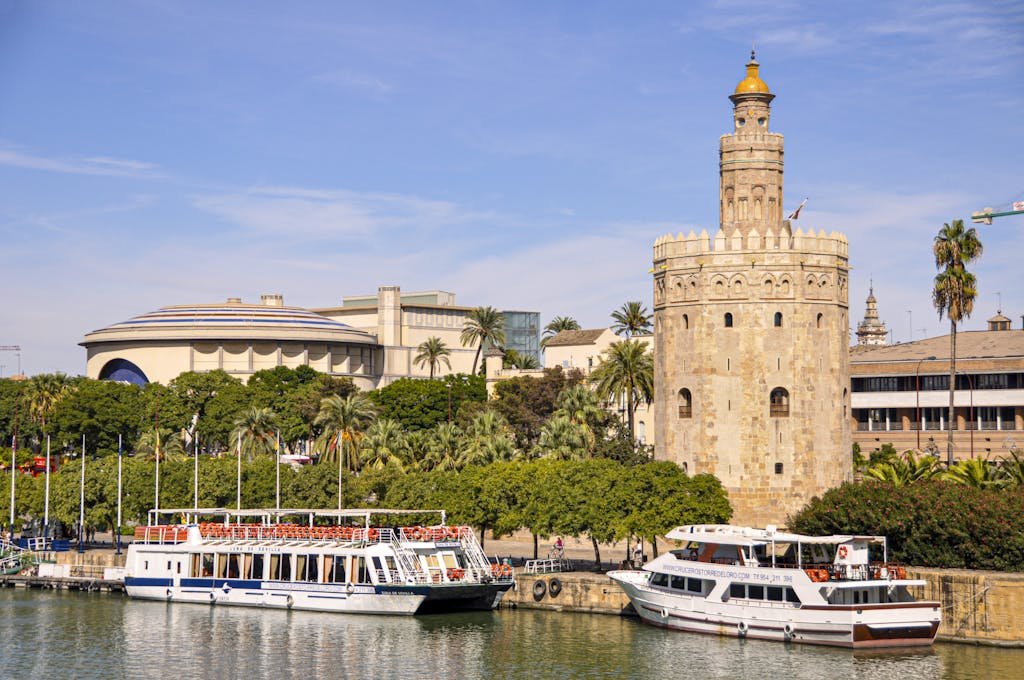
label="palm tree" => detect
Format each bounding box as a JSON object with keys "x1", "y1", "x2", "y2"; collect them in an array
[
  {"x1": 611, "y1": 301, "x2": 652, "y2": 337},
  {"x1": 932, "y1": 219, "x2": 983, "y2": 466},
  {"x1": 541, "y1": 316, "x2": 581, "y2": 348},
  {"x1": 534, "y1": 415, "x2": 590, "y2": 460},
  {"x1": 999, "y1": 448, "x2": 1024, "y2": 487},
  {"x1": 314, "y1": 394, "x2": 377, "y2": 470},
  {"x1": 425, "y1": 422, "x2": 463, "y2": 472},
  {"x1": 554, "y1": 385, "x2": 604, "y2": 452},
  {"x1": 461, "y1": 411, "x2": 517, "y2": 466},
  {"x1": 864, "y1": 450, "x2": 941, "y2": 487},
  {"x1": 502, "y1": 349, "x2": 539, "y2": 369},
  {"x1": 230, "y1": 407, "x2": 279, "y2": 460},
  {"x1": 590, "y1": 339, "x2": 654, "y2": 443},
  {"x1": 135, "y1": 427, "x2": 186, "y2": 462},
  {"x1": 359, "y1": 419, "x2": 409, "y2": 471},
  {"x1": 413, "y1": 337, "x2": 452, "y2": 379},
  {"x1": 943, "y1": 457, "x2": 1005, "y2": 489},
  {"x1": 22, "y1": 373, "x2": 74, "y2": 438},
  {"x1": 460, "y1": 306, "x2": 506, "y2": 375}
]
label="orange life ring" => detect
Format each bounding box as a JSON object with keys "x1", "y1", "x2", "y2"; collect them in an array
[
  {"x1": 366, "y1": 528, "x2": 379, "y2": 541},
  {"x1": 838, "y1": 545, "x2": 848, "y2": 559}
]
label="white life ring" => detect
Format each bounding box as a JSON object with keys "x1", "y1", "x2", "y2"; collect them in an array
[
  {"x1": 783, "y1": 623, "x2": 794, "y2": 639},
  {"x1": 737, "y1": 621, "x2": 749, "y2": 635},
  {"x1": 880, "y1": 567, "x2": 890, "y2": 580},
  {"x1": 286, "y1": 594, "x2": 294, "y2": 608},
  {"x1": 346, "y1": 583, "x2": 355, "y2": 595},
  {"x1": 660, "y1": 607, "x2": 669, "y2": 620},
  {"x1": 165, "y1": 588, "x2": 173, "y2": 600}
]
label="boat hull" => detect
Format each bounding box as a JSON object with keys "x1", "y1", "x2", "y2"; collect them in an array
[
  {"x1": 126, "y1": 577, "x2": 511, "y2": 616},
  {"x1": 610, "y1": 571, "x2": 939, "y2": 649}
]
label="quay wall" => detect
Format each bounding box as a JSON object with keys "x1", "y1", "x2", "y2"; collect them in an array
[{"x1": 509, "y1": 568, "x2": 1024, "y2": 646}]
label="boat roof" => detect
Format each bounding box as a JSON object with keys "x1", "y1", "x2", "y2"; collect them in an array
[{"x1": 665, "y1": 524, "x2": 886, "y2": 547}]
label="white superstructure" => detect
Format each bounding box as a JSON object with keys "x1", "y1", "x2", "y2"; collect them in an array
[
  {"x1": 609, "y1": 524, "x2": 940, "y2": 648},
  {"x1": 124, "y1": 508, "x2": 514, "y2": 615}
]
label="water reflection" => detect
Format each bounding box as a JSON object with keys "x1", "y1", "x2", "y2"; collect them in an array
[{"x1": 1, "y1": 590, "x2": 1021, "y2": 680}]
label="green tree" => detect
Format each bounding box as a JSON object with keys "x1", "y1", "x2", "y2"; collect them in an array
[
  {"x1": 371, "y1": 375, "x2": 484, "y2": 431},
  {"x1": 932, "y1": 218, "x2": 983, "y2": 465},
  {"x1": 554, "y1": 385, "x2": 604, "y2": 453},
  {"x1": 359, "y1": 418, "x2": 409, "y2": 471},
  {"x1": 461, "y1": 411, "x2": 517, "y2": 466},
  {"x1": 196, "y1": 380, "x2": 251, "y2": 452},
  {"x1": 424, "y1": 422, "x2": 463, "y2": 472},
  {"x1": 491, "y1": 366, "x2": 584, "y2": 450},
  {"x1": 22, "y1": 373, "x2": 75, "y2": 445},
  {"x1": 413, "y1": 337, "x2": 452, "y2": 379},
  {"x1": 460, "y1": 306, "x2": 506, "y2": 375},
  {"x1": 533, "y1": 415, "x2": 590, "y2": 460},
  {"x1": 314, "y1": 394, "x2": 377, "y2": 469},
  {"x1": 135, "y1": 427, "x2": 187, "y2": 461},
  {"x1": 863, "y1": 449, "x2": 941, "y2": 487},
  {"x1": 590, "y1": 339, "x2": 654, "y2": 443},
  {"x1": 943, "y1": 457, "x2": 1005, "y2": 489},
  {"x1": 247, "y1": 366, "x2": 320, "y2": 445},
  {"x1": 50, "y1": 379, "x2": 147, "y2": 457},
  {"x1": 610, "y1": 301, "x2": 652, "y2": 338},
  {"x1": 167, "y1": 370, "x2": 242, "y2": 441},
  {"x1": 541, "y1": 316, "x2": 581, "y2": 348},
  {"x1": 502, "y1": 349, "x2": 539, "y2": 369},
  {"x1": 231, "y1": 407, "x2": 279, "y2": 460}
]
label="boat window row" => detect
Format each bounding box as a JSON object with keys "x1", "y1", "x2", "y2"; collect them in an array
[
  {"x1": 649, "y1": 572, "x2": 708, "y2": 596},
  {"x1": 188, "y1": 552, "x2": 384, "y2": 584},
  {"x1": 728, "y1": 582, "x2": 801, "y2": 604}
]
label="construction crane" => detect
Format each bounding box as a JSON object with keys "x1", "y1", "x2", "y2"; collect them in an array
[
  {"x1": 971, "y1": 196, "x2": 1024, "y2": 224},
  {"x1": 0, "y1": 345, "x2": 21, "y2": 376}
]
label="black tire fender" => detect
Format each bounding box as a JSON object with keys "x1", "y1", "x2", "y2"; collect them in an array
[
  {"x1": 548, "y1": 577, "x2": 562, "y2": 597},
  {"x1": 532, "y1": 580, "x2": 547, "y2": 601}
]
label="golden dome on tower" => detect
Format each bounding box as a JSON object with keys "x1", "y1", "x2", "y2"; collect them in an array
[{"x1": 734, "y1": 50, "x2": 770, "y2": 94}]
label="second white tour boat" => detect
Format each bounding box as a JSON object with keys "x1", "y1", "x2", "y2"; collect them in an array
[
  {"x1": 609, "y1": 524, "x2": 940, "y2": 648},
  {"x1": 125, "y1": 508, "x2": 515, "y2": 615}
]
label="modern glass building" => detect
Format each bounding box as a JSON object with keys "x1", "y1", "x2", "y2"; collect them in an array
[{"x1": 501, "y1": 311, "x2": 541, "y2": 364}]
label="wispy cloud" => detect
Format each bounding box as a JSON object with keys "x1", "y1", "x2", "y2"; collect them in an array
[
  {"x1": 0, "y1": 143, "x2": 160, "y2": 178},
  {"x1": 192, "y1": 185, "x2": 494, "y2": 239},
  {"x1": 311, "y1": 69, "x2": 394, "y2": 97}
]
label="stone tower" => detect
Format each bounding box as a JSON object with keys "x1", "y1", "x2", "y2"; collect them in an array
[
  {"x1": 856, "y1": 285, "x2": 889, "y2": 345},
  {"x1": 652, "y1": 54, "x2": 852, "y2": 527}
]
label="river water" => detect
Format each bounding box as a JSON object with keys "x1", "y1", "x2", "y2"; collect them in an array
[{"x1": 1, "y1": 589, "x2": 1020, "y2": 679}]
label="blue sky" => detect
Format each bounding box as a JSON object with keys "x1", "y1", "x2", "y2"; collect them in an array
[{"x1": 2, "y1": 0, "x2": 1022, "y2": 376}]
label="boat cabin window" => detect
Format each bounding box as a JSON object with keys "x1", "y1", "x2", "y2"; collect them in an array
[
  {"x1": 670, "y1": 575, "x2": 686, "y2": 590},
  {"x1": 354, "y1": 556, "x2": 370, "y2": 584},
  {"x1": 251, "y1": 553, "x2": 264, "y2": 580},
  {"x1": 729, "y1": 583, "x2": 800, "y2": 605},
  {"x1": 651, "y1": 572, "x2": 670, "y2": 587},
  {"x1": 295, "y1": 555, "x2": 318, "y2": 582},
  {"x1": 748, "y1": 584, "x2": 764, "y2": 599},
  {"x1": 201, "y1": 554, "x2": 214, "y2": 577},
  {"x1": 269, "y1": 554, "x2": 292, "y2": 581},
  {"x1": 371, "y1": 556, "x2": 385, "y2": 581},
  {"x1": 226, "y1": 554, "x2": 240, "y2": 579},
  {"x1": 330, "y1": 556, "x2": 348, "y2": 583},
  {"x1": 766, "y1": 586, "x2": 783, "y2": 602}
]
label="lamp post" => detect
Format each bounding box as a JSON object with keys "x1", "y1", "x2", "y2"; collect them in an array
[{"x1": 915, "y1": 355, "x2": 937, "y2": 451}]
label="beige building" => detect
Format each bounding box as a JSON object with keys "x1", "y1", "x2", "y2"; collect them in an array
[
  {"x1": 81, "y1": 294, "x2": 381, "y2": 389},
  {"x1": 83, "y1": 286, "x2": 538, "y2": 388},
  {"x1": 652, "y1": 53, "x2": 852, "y2": 526},
  {"x1": 851, "y1": 315, "x2": 1024, "y2": 459}
]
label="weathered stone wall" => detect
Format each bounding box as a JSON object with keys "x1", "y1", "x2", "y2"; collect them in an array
[
  {"x1": 505, "y1": 572, "x2": 632, "y2": 615},
  {"x1": 908, "y1": 567, "x2": 1024, "y2": 645}
]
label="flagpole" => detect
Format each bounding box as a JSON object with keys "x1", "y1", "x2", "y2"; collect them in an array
[
  {"x1": 8, "y1": 431, "x2": 15, "y2": 543},
  {"x1": 193, "y1": 430, "x2": 199, "y2": 510},
  {"x1": 236, "y1": 432, "x2": 242, "y2": 511},
  {"x1": 154, "y1": 425, "x2": 161, "y2": 516},
  {"x1": 275, "y1": 430, "x2": 281, "y2": 512},
  {"x1": 44, "y1": 435, "x2": 51, "y2": 536},
  {"x1": 116, "y1": 434, "x2": 123, "y2": 555},
  {"x1": 78, "y1": 434, "x2": 85, "y2": 553},
  {"x1": 337, "y1": 432, "x2": 343, "y2": 513}
]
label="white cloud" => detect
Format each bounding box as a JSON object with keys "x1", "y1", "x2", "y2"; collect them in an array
[{"x1": 0, "y1": 143, "x2": 160, "y2": 178}]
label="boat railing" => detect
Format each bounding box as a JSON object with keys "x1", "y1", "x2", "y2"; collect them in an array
[
  {"x1": 133, "y1": 526, "x2": 190, "y2": 544},
  {"x1": 801, "y1": 562, "x2": 909, "y2": 583}
]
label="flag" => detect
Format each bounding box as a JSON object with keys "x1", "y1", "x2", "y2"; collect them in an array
[{"x1": 787, "y1": 198, "x2": 808, "y2": 220}]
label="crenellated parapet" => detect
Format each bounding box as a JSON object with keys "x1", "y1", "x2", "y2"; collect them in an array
[{"x1": 653, "y1": 225, "x2": 848, "y2": 261}]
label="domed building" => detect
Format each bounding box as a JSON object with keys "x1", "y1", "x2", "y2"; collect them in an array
[{"x1": 81, "y1": 294, "x2": 380, "y2": 388}]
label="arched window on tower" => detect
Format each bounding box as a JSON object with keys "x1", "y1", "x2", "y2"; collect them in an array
[
  {"x1": 682, "y1": 314, "x2": 689, "y2": 329},
  {"x1": 770, "y1": 387, "x2": 790, "y2": 417},
  {"x1": 678, "y1": 388, "x2": 692, "y2": 419},
  {"x1": 773, "y1": 312, "x2": 783, "y2": 327},
  {"x1": 724, "y1": 312, "x2": 734, "y2": 328},
  {"x1": 816, "y1": 312, "x2": 824, "y2": 329}
]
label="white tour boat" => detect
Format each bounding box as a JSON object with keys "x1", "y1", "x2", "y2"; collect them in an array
[
  {"x1": 124, "y1": 508, "x2": 515, "y2": 615},
  {"x1": 609, "y1": 524, "x2": 940, "y2": 648}
]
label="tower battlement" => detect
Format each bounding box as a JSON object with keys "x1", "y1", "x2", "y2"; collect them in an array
[{"x1": 653, "y1": 226, "x2": 849, "y2": 260}]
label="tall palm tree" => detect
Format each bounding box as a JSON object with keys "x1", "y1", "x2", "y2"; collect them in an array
[
  {"x1": 460, "y1": 306, "x2": 506, "y2": 375},
  {"x1": 231, "y1": 407, "x2": 279, "y2": 460},
  {"x1": 461, "y1": 411, "x2": 516, "y2": 466},
  {"x1": 611, "y1": 301, "x2": 652, "y2": 338},
  {"x1": 359, "y1": 419, "x2": 409, "y2": 471},
  {"x1": 590, "y1": 339, "x2": 654, "y2": 443},
  {"x1": 425, "y1": 422, "x2": 463, "y2": 472},
  {"x1": 22, "y1": 373, "x2": 74, "y2": 437},
  {"x1": 932, "y1": 219, "x2": 983, "y2": 465},
  {"x1": 541, "y1": 316, "x2": 581, "y2": 348},
  {"x1": 413, "y1": 337, "x2": 452, "y2": 379},
  {"x1": 314, "y1": 394, "x2": 377, "y2": 470}
]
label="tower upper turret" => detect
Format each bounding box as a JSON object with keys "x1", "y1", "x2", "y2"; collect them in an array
[{"x1": 720, "y1": 52, "x2": 784, "y2": 238}]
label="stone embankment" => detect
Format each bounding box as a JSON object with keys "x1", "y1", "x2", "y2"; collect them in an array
[{"x1": 509, "y1": 567, "x2": 1024, "y2": 647}]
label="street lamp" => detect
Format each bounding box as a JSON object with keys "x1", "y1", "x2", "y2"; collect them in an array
[{"x1": 915, "y1": 355, "x2": 937, "y2": 451}]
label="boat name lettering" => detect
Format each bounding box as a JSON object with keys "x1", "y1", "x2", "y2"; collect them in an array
[
  {"x1": 665, "y1": 565, "x2": 792, "y2": 584},
  {"x1": 261, "y1": 582, "x2": 371, "y2": 594}
]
